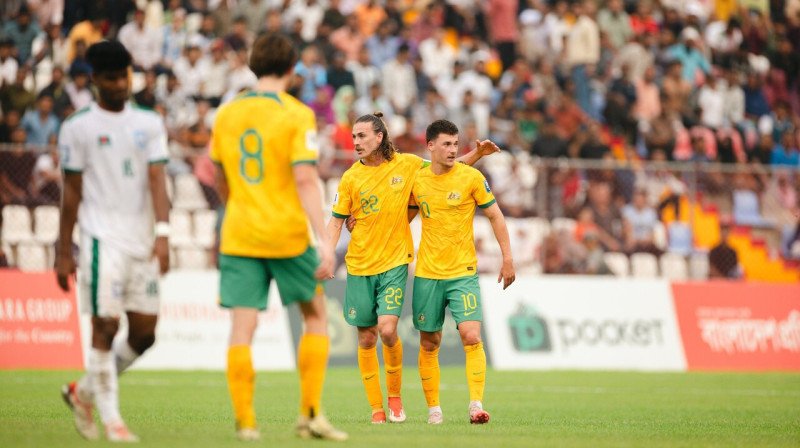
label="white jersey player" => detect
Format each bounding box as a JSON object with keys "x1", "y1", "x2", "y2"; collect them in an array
[{"x1": 56, "y1": 41, "x2": 170, "y2": 443}]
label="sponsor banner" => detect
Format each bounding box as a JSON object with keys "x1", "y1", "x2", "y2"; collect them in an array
[
  {"x1": 286, "y1": 278, "x2": 490, "y2": 367},
  {"x1": 482, "y1": 276, "x2": 686, "y2": 371},
  {"x1": 0, "y1": 271, "x2": 84, "y2": 369},
  {"x1": 672, "y1": 282, "x2": 800, "y2": 371},
  {"x1": 130, "y1": 271, "x2": 295, "y2": 370}
]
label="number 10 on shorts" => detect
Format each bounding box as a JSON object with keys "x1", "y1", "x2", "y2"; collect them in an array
[{"x1": 462, "y1": 293, "x2": 477, "y2": 314}]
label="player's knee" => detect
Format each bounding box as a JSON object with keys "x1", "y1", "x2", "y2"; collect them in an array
[
  {"x1": 461, "y1": 331, "x2": 482, "y2": 347},
  {"x1": 358, "y1": 329, "x2": 379, "y2": 349},
  {"x1": 378, "y1": 326, "x2": 398, "y2": 345},
  {"x1": 420, "y1": 338, "x2": 440, "y2": 352},
  {"x1": 129, "y1": 333, "x2": 155, "y2": 354}
]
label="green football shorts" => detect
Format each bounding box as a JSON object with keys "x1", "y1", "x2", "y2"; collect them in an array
[
  {"x1": 412, "y1": 274, "x2": 482, "y2": 332},
  {"x1": 219, "y1": 246, "x2": 321, "y2": 310},
  {"x1": 344, "y1": 264, "x2": 408, "y2": 327}
]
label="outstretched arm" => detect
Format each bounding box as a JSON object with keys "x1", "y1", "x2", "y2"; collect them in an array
[
  {"x1": 483, "y1": 202, "x2": 515, "y2": 289},
  {"x1": 456, "y1": 139, "x2": 501, "y2": 166}
]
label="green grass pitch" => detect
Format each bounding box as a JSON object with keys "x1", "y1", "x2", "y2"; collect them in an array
[{"x1": 1, "y1": 368, "x2": 798, "y2": 447}]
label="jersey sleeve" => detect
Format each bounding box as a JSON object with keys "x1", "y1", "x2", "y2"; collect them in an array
[
  {"x1": 472, "y1": 170, "x2": 496, "y2": 209},
  {"x1": 210, "y1": 112, "x2": 224, "y2": 165},
  {"x1": 148, "y1": 118, "x2": 169, "y2": 164},
  {"x1": 58, "y1": 121, "x2": 84, "y2": 173},
  {"x1": 332, "y1": 176, "x2": 352, "y2": 218},
  {"x1": 291, "y1": 108, "x2": 319, "y2": 165}
]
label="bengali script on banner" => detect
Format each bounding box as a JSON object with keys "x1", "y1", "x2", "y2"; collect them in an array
[{"x1": 672, "y1": 282, "x2": 800, "y2": 371}]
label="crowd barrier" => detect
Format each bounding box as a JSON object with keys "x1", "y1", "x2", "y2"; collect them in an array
[{"x1": 1, "y1": 271, "x2": 798, "y2": 371}]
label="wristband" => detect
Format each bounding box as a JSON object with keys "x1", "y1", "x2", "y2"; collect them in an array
[{"x1": 154, "y1": 221, "x2": 170, "y2": 238}]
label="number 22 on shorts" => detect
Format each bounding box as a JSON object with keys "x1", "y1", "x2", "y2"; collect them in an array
[{"x1": 385, "y1": 287, "x2": 403, "y2": 310}]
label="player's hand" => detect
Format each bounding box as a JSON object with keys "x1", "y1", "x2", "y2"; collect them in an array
[
  {"x1": 345, "y1": 216, "x2": 356, "y2": 233},
  {"x1": 498, "y1": 259, "x2": 515, "y2": 290},
  {"x1": 315, "y1": 244, "x2": 335, "y2": 281},
  {"x1": 152, "y1": 236, "x2": 170, "y2": 275},
  {"x1": 56, "y1": 252, "x2": 75, "y2": 292},
  {"x1": 475, "y1": 139, "x2": 501, "y2": 157}
]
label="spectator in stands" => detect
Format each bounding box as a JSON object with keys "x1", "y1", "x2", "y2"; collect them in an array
[
  {"x1": 65, "y1": 67, "x2": 92, "y2": 109},
  {"x1": 381, "y1": 43, "x2": 415, "y2": 117},
  {"x1": 597, "y1": 0, "x2": 632, "y2": 50},
  {"x1": 233, "y1": 0, "x2": 270, "y2": 34},
  {"x1": 722, "y1": 69, "x2": 746, "y2": 128},
  {"x1": 633, "y1": 65, "x2": 661, "y2": 122},
  {"x1": 31, "y1": 22, "x2": 69, "y2": 73},
  {"x1": 698, "y1": 71, "x2": 726, "y2": 129},
  {"x1": 203, "y1": 40, "x2": 229, "y2": 107},
  {"x1": 327, "y1": 52, "x2": 355, "y2": 93},
  {"x1": 66, "y1": 13, "x2": 103, "y2": 64},
  {"x1": 353, "y1": 81, "x2": 393, "y2": 118},
  {"x1": 69, "y1": 38, "x2": 94, "y2": 75},
  {"x1": 0, "y1": 128, "x2": 36, "y2": 206},
  {"x1": 743, "y1": 72, "x2": 771, "y2": 119},
  {"x1": 222, "y1": 47, "x2": 256, "y2": 102},
  {"x1": 709, "y1": 220, "x2": 741, "y2": 279},
  {"x1": 670, "y1": 27, "x2": 711, "y2": 86},
  {"x1": 118, "y1": 9, "x2": 162, "y2": 72},
  {"x1": 173, "y1": 37, "x2": 210, "y2": 102},
  {"x1": 322, "y1": 0, "x2": 346, "y2": 30},
  {"x1": 586, "y1": 181, "x2": 623, "y2": 251},
  {"x1": 622, "y1": 188, "x2": 661, "y2": 255},
  {"x1": 581, "y1": 230, "x2": 612, "y2": 275},
  {"x1": 418, "y1": 28, "x2": 456, "y2": 86},
  {"x1": 133, "y1": 69, "x2": 157, "y2": 109},
  {"x1": 0, "y1": 109, "x2": 21, "y2": 143},
  {"x1": 530, "y1": 117, "x2": 568, "y2": 158},
  {"x1": 26, "y1": 0, "x2": 64, "y2": 29},
  {"x1": 485, "y1": 0, "x2": 520, "y2": 71},
  {"x1": 771, "y1": 131, "x2": 800, "y2": 167},
  {"x1": 20, "y1": 93, "x2": 59, "y2": 146},
  {"x1": 3, "y1": 6, "x2": 40, "y2": 64},
  {"x1": 222, "y1": 16, "x2": 252, "y2": 53},
  {"x1": 161, "y1": 8, "x2": 187, "y2": 70},
  {"x1": 661, "y1": 60, "x2": 693, "y2": 120},
  {"x1": 0, "y1": 39, "x2": 19, "y2": 85},
  {"x1": 566, "y1": 0, "x2": 600, "y2": 116},
  {"x1": 346, "y1": 46, "x2": 380, "y2": 99},
  {"x1": 32, "y1": 146, "x2": 60, "y2": 204},
  {"x1": 330, "y1": 14, "x2": 364, "y2": 62},
  {"x1": 366, "y1": 20, "x2": 399, "y2": 68},
  {"x1": 353, "y1": 0, "x2": 386, "y2": 38},
  {"x1": 294, "y1": 45, "x2": 327, "y2": 104},
  {"x1": 310, "y1": 85, "x2": 336, "y2": 126},
  {"x1": 0, "y1": 66, "x2": 35, "y2": 114}
]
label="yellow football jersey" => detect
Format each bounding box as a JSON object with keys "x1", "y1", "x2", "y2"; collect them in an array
[
  {"x1": 211, "y1": 91, "x2": 319, "y2": 258},
  {"x1": 332, "y1": 153, "x2": 426, "y2": 276},
  {"x1": 412, "y1": 163, "x2": 496, "y2": 279}
]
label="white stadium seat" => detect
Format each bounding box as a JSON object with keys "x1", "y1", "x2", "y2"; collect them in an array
[
  {"x1": 193, "y1": 209, "x2": 218, "y2": 248},
  {"x1": 660, "y1": 253, "x2": 688, "y2": 280},
  {"x1": 176, "y1": 247, "x2": 209, "y2": 270},
  {"x1": 172, "y1": 174, "x2": 208, "y2": 210},
  {"x1": 17, "y1": 242, "x2": 49, "y2": 271},
  {"x1": 603, "y1": 252, "x2": 630, "y2": 277},
  {"x1": 2, "y1": 205, "x2": 34, "y2": 244},
  {"x1": 169, "y1": 209, "x2": 194, "y2": 248},
  {"x1": 689, "y1": 253, "x2": 710, "y2": 280},
  {"x1": 630, "y1": 252, "x2": 659, "y2": 278},
  {"x1": 33, "y1": 205, "x2": 60, "y2": 245}
]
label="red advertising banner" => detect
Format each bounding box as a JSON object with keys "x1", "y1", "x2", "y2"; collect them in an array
[
  {"x1": 0, "y1": 271, "x2": 84, "y2": 369},
  {"x1": 672, "y1": 282, "x2": 800, "y2": 371}
]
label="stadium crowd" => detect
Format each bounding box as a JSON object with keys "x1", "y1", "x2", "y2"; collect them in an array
[{"x1": 0, "y1": 0, "x2": 799, "y2": 275}]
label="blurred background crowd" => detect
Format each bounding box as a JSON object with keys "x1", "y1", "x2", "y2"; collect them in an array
[{"x1": 0, "y1": 0, "x2": 798, "y2": 280}]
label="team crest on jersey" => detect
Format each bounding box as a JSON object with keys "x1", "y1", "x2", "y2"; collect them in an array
[
  {"x1": 446, "y1": 191, "x2": 462, "y2": 207},
  {"x1": 389, "y1": 175, "x2": 404, "y2": 191},
  {"x1": 133, "y1": 130, "x2": 147, "y2": 151},
  {"x1": 98, "y1": 135, "x2": 111, "y2": 147}
]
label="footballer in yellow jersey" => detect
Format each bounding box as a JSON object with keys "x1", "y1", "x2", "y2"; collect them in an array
[
  {"x1": 212, "y1": 34, "x2": 346, "y2": 442},
  {"x1": 410, "y1": 119, "x2": 515, "y2": 426},
  {"x1": 326, "y1": 112, "x2": 499, "y2": 424}
]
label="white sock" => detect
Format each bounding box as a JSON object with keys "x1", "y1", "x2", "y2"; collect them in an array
[
  {"x1": 429, "y1": 406, "x2": 442, "y2": 415},
  {"x1": 76, "y1": 373, "x2": 93, "y2": 403},
  {"x1": 113, "y1": 338, "x2": 140, "y2": 375},
  {"x1": 89, "y1": 348, "x2": 122, "y2": 425},
  {"x1": 469, "y1": 400, "x2": 483, "y2": 410}
]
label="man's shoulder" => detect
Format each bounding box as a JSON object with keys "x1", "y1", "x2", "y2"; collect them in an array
[{"x1": 62, "y1": 105, "x2": 93, "y2": 126}]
